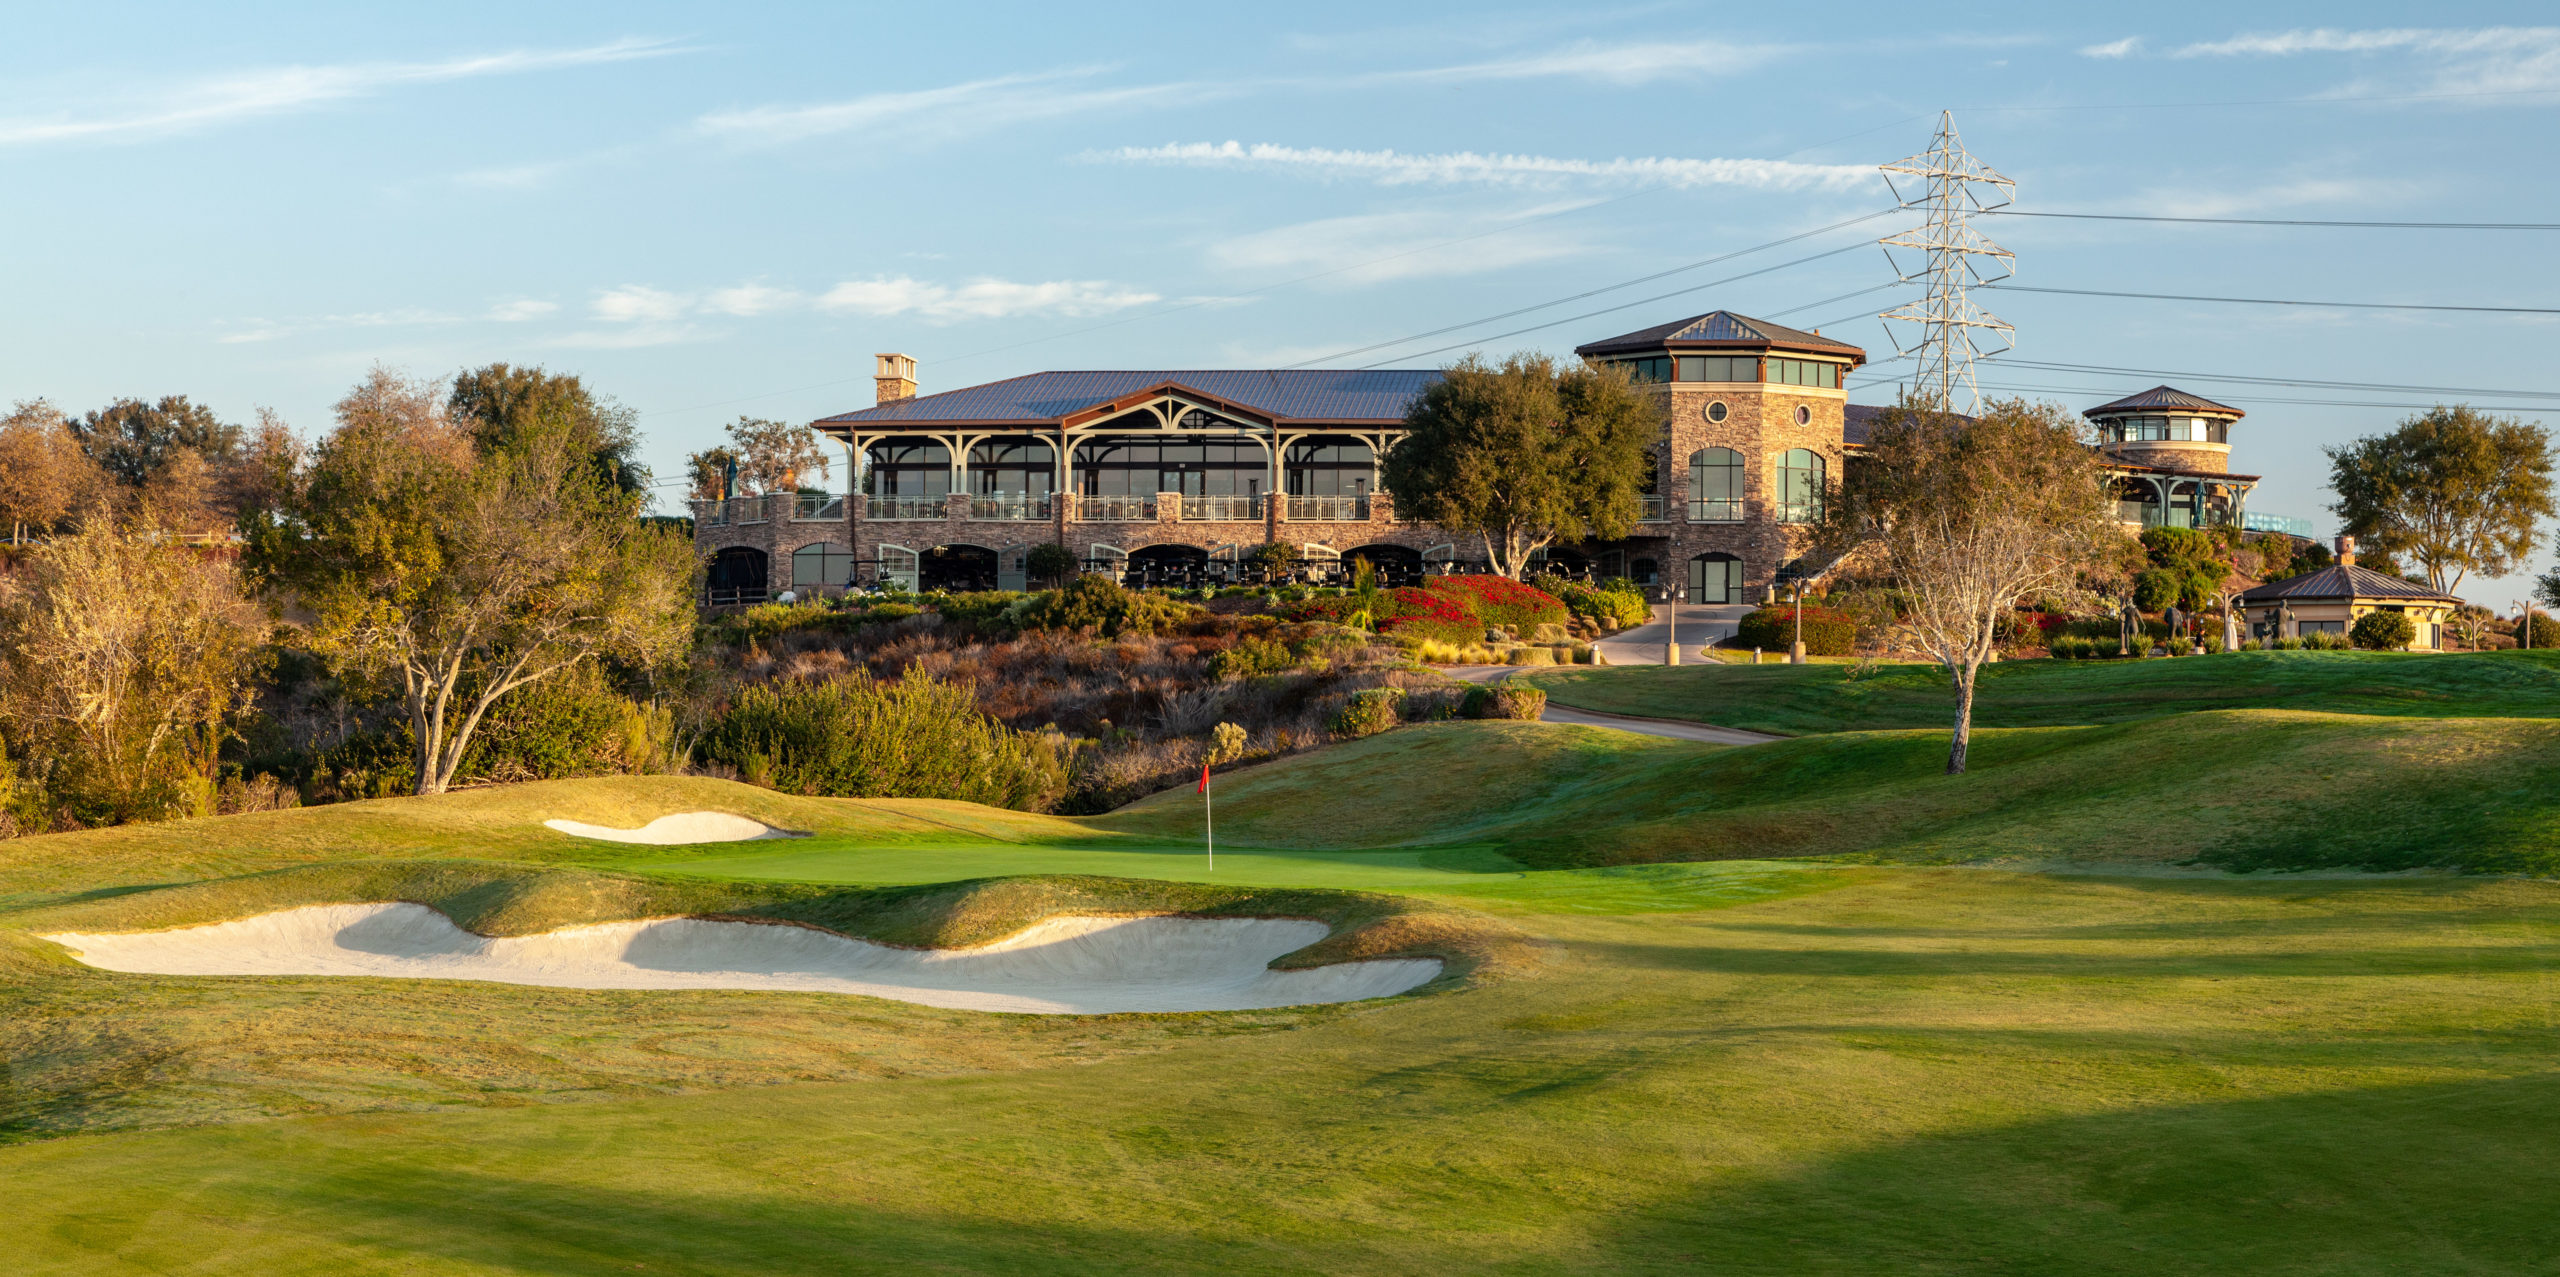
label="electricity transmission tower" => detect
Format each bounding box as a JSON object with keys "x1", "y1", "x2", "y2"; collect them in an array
[{"x1": 1878, "y1": 111, "x2": 2017, "y2": 412}]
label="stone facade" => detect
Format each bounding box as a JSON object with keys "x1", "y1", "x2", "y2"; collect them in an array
[{"x1": 1648, "y1": 381, "x2": 1847, "y2": 599}]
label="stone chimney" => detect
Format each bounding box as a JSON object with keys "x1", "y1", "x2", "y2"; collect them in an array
[
  {"x1": 875, "y1": 353, "x2": 917, "y2": 404},
  {"x1": 2334, "y1": 534, "x2": 2357, "y2": 567}
]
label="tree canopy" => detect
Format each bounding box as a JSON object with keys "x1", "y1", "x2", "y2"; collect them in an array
[
  {"x1": 1380, "y1": 354, "x2": 1659, "y2": 578},
  {"x1": 72, "y1": 395, "x2": 240, "y2": 489},
  {"x1": 448, "y1": 363, "x2": 647, "y2": 496},
  {"x1": 2327, "y1": 405, "x2": 2554, "y2": 595}
]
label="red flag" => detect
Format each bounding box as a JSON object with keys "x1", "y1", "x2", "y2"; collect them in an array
[{"x1": 1199, "y1": 763, "x2": 1213, "y2": 793}]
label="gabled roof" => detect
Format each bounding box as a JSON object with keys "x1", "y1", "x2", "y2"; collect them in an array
[
  {"x1": 2237, "y1": 563, "x2": 2457, "y2": 605},
  {"x1": 1574, "y1": 311, "x2": 1866, "y2": 360},
  {"x1": 813, "y1": 369, "x2": 1441, "y2": 429},
  {"x1": 2084, "y1": 385, "x2": 2244, "y2": 418}
]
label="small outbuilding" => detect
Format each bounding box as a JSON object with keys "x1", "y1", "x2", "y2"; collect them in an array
[{"x1": 2235, "y1": 538, "x2": 2460, "y2": 649}]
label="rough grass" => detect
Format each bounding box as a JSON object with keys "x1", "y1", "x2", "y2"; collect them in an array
[
  {"x1": 12, "y1": 868, "x2": 2560, "y2": 1272},
  {"x1": 1530, "y1": 647, "x2": 2560, "y2": 736}
]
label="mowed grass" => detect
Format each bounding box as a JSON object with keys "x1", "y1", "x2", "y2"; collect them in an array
[
  {"x1": 1531, "y1": 647, "x2": 2560, "y2": 736},
  {"x1": 11, "y1": 867, "x2": 2560, "y2": 1273}
]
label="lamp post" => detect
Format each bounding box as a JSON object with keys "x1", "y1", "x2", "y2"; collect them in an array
[
  {"x1": 2518, "y1": 601, "x2": 2534, "y2": 651},
  {"x1": 1663, "y1": 584, "x2": 1685, "y2": 665},
  {"x1": 1789, "y1": 576, "x2": 1807, "y2": 665}
]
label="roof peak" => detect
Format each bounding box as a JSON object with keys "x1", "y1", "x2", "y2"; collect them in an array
[
  {"x1": 1574, "y1": 310, "x2": 1866, "y2": 359},
  {"x1": 2084, "y1": 384, "x2": 2244, "y2": 418}
]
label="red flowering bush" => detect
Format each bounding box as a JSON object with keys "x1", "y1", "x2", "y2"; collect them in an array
[
  {"x1": 1425, "y1": 575, "x2": 1568, "y2": 633},
  {"x1": 1376, "y1": 585, "x2": 1481, "y2": 644}
]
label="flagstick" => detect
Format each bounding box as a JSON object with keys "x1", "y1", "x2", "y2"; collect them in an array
[{"x1": 1205, "y1": 777, "x2": 1214, "y2": 872}]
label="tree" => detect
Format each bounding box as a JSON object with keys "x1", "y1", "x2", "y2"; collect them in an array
[
  {"x1": 1824, "y1": 397, "x2": 2116, "y2": 774},
  {"x1": 1381, "y1": 354, "x2": 1658, "y2": 578},
  {"x1": 448, "y1": 363, "x2": 647, "y2": 496},
  {"x1": 2135, "y1": 526, "x2": 2231, "y2": 616},
  {"x1": 686, "y1": 445, "x2": 740, "y2": 501},
  {"x1": 246, "y1": 367, "x2": 695, "y2": 796},
  {"x1": 72, "y1": 395, "x2": 240, "y2": 489},
  {"x1": 2327, "y1": 405, "x2": 2554, "y2": 595},
  {"x1": 722, "y1": 416, "x2": 830, "y2": 495},
  {"x1": 0, "y1": 517, "x2": 267, "y2": 825},
  {"x1": 1025, "y1": 542, "x2": 1077, "y2": 588},
  {"x1": 0, "y1": 401, "x2": 110, "y2": 543}
]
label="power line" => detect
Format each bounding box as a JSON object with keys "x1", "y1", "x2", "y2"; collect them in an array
[
  {"x1": 1983, "y1": 283, "x2": 2560, "y2": 316},
  {"x1": 1984, "y1": 357, "x2": 2560, "y2": 402},
  {"x1": 1984, "y1": 210, "x2": 2560, "y2": 231},
  {"x1": 1288, "y1": 208, "x2": 1902, "y2": 368},
  {"x1": 1842, "y1": 372, "x2": 2559, "y2": 416}
]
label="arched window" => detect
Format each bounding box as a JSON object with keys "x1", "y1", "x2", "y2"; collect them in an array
[
  {"x1": 1776, "y1": 449, "x2": 1825, "y2": 524},
  {"x1": 1690, "y1": 553, "x2": 1744, "y2": 604},
  {"x1": 790, "y1": 542, "x2": 857, "y2": 590},
  {"x1": 1689, "y1": 447, "x2": 1743, "y2": 522}
]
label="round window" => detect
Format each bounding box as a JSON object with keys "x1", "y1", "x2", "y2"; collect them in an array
[
  {"x1": 1705, "y1": 401, "x2": 1729, "y2": 423},
  {"x1": 1794, "y1": 405, "x2": 1812, "y2": 426}
]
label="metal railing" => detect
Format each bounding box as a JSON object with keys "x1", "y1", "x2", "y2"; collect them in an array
[
  {"x1": 969, "y1": 495, "x2": 1052, "y2": 520},
  {"x1": 793, "y1": 494, "x2": 846, "y2": 521},
  {"x1": 1637, "y1": 494, "x2": 1666, "y2": 522},
  {"x1": 1283, "y1": 495, "x2": 1365, "y2": 521},
  {"x1": 1077, "y1": 495, "x2": 1157, "y2": 521},
  {"x1": 867, "y1": 497, "x2": 947, "y2": 520},
  {"x1": 2243, "y1": 511, "x2": 2310, "y2": 536},
  {"x1": 692, "y1": 496, "x2": 780, "y2": 527},
  {"x1": 1689, "y1": 497, "x2": 1743, "y2": 522},
  {"x1": 1185, "y1": 495, "x2": 1265, "y2": 521}
]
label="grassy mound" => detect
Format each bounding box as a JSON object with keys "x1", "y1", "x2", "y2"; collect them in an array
[
  {"x1": 1100, "y1": 714, "x2": 2560, "y2": 875},
  {"x1": 1530, "y1": 647, "x2": 2560, "y2": 736}
]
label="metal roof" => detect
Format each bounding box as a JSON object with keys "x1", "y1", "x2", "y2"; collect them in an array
[
  {"x1": 1574, "y1": 311, "x2": 1867, "y2": 360},
  {"x1": 813, "y1": 369, "x2": 1440, "y2": 429},
  {"x1": 2083, "y1": 385, "x2": 2244, "y2": 418},
  {"x1": 2236, "y1": 563, "x2": 2457, "y2": 605}
]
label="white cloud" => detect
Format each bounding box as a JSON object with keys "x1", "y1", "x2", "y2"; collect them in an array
[
  {"x1": 1208, "y1": 208, "x2": 1590, "y2": 286},
  {"x1": 817, "y1": 277, "x2": 1160, "y2": 322},
  {"x1": 705, "y1": 283, "x2": 803, "y2": 317},
  {"x1": 487, "y1": 299, "x2": 558, "y2": 322},
  {"x1": 0, "y1": 37, "x2": 685, "y2": 148},
  {"x1": 2170, "y1": 26, "x2": 2560, "y2": 93},
  {"x1": 1385, "y1": 39, "x2": 1786, "y2": 85},
  {"x1": 591, "y1": 285, "x2": 689, "y2": 324},
  {"x1": 695, "y1": 68, "x2": 1208, "y2": 146},
  {"x1": 1097, "y1": 140, "x2": 1875, "y2": 192},
  {"x1": 2080, "y1": 37, "x2": 2144, "y2": 59},
  {"x1": 551, "y1": 325, "x2": 703, "y2": 350}
]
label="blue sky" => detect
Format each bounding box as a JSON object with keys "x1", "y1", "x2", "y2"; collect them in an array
[{"x1": 6, "y1": 2, "x2": 2558, "y2": 605}]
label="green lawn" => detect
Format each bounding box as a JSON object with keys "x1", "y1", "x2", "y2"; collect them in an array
[{"x1": 1532, "y1": 647, "x2": 2560, "y2": 736}]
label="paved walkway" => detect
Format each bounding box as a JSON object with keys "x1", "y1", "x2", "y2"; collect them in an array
[
  {"x1": 1439, "y1": 664, "x2": 1782, "y2": 745},
  {"x1": 1592, "y1": 602, "x2": 1756, "y2": 666}
]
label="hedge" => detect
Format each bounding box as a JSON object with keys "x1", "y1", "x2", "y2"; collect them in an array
[{"x1": 1733, "y1": 605, "x2": 1857, "y2": 656}]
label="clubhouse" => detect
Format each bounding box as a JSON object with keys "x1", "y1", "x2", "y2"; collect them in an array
[{"x1": 692, "y1": 312, "x2": 2292, "y2": 602}]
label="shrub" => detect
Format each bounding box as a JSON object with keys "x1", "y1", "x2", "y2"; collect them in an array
[
  {"x1": 2165, "y1": 635, "x2": 2195, "y2": 656},
  {"x1": 1209, "y1": 634, "x2": 1295, "y2": 680},
  {"x1": 2128, "y1": 633, "x2": 2156, "y2": 657},
  {"x1": 701, "y1": 674, "x2": 1066, "y2": 810},
  {"x1": 2351, "y1": 610, "x2": 2417, "y2": 651},
  {"x1": 1331, "y1": 688, "x2": 1401, "y2": 739},
  {"x1": 1425, "y1": 575, "x2": 1568, "y2": 633},
  {"x1": 1459, "y1": 684, "x2": 1545, "y2": 720},
  {"x1": 2519, "y1": 614, "x2": 2560, "y2": 648},
  {"x1": 932, "y1": 591, "x2": 1026, "y2": 632},
  {"x1": 1024, "y1": 543, "x2": 1077, "y2": 588},
  {"x1": 1305, "y1": 585, "x2": 1482, "y2": 644},
  {"x1": 2305, "y1": 630, "x2": 2353, "y2": 651},
  {"x1": 1734, "y1": 605, "x2": 1857, "y2": 656},
  {"x1": 2047, "y1": 634, "x2": 2091, "y2": 660},
  {"x1": 1206, "y1": 721, "x2": 1248, "y2": 765},
  {"x1": 1012, "y1": 575, "x2": 1201, "y2": 637},
  {"x1": 458, "y1": 663, "x2": 633, "y2": 781}
]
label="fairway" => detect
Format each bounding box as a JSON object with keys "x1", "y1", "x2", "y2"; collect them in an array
[{"x1": 618, "y1": 840, "x2": 1530, "y2": 888}]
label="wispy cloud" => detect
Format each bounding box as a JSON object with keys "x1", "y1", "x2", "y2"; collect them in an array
[
  {"x1": 2169, "y1": 26, "x2": 2560, "y2": 93},
  {"x1": 817, "y1": 277, "x2": 1160, "y2": 321},
  {"x1": 2080, "y1": 37, "x2": 2144, "y2": 59},
  {"x1": 1097, "y1": 140, "x2": 1875, "y2": 192},
  {"x1": 695, "y1": 68, "x2": 1210, "y2": 146},
  {"x1": 216, "y1": 307, "x2": 461, "y2": 344},
  {"x1": 591, "y1": 285, "x2": 690, "y2": 324},
  {"x1": 1384, "y1": 39, "x2": 1788, "y2": 85},
  {"x1": 487, "y1": 299, "x2": 558, "y2": 322},
  {"x1": 1208, "y1": 208, "x2": 1591, "y2": 286},
  {"x1": 0, "y1": 37, "x2": 685, "y2": 148}
]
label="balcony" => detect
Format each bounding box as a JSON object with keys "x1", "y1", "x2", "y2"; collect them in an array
[
  {"x1": 868, "y1": 497, "x2": 947, "y2": 521},
  {"x1": 1185, "y1": 495, "x2": 1265, "y2": 521},
  {"x1": 1689, "y1": 497, "x2": 1743, "y2": 522},
  {"x1": 692, "y1": 496, "x2": 778, "y2": 527},
  {"x1": 793, "y1": 494, "x2": 846, "y2": 521},
  {"x1": 1078, "y1": 495, "x2": 1157, "y2": 522},
  {"x1": 1637, "y1": 494, "x2": 1666, "y2": 522},
  {"x1": 970, "y1": 495, "x2": 1052, "y2": 521},
  {"x1": 1284, "y1": 495, "x2": 1366, "y2": 522}
]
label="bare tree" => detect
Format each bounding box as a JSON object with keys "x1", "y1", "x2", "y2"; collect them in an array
[
  {"x1": 246, "y1": 368, "x2": 696, "y2": 795},
  {"x1": 0, "y1": 401, "x2": 109, "y2": 543},
  {"x1": 1826, "y1": 398, "x2": 2116, "y2": 773},
  {"x1": 724, "y1": 417, "x2": 831, "y2": 495}
]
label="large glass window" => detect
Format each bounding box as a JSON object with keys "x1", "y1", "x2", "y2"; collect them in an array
[
  {"x1": 790, "y1": 541, "x2": 858, "y2": 589},
  {"x1": 1286, "y1": 438, "x2": 1372, "y2": 497},
  {"x1": 1690, "y1": 553, "x2": 1744, "y2": 604},
  {"x1": 968, "y1": 439, "x2": 1054, "y2": 496},
  {"x1": 1689, "y1": 447, "x2": 1743, "y2": 522},
  {"x1": 1777, "y1": 448, "x2": 1825, "y2": 524},
  {"x1": 1766, "y1": 358, "x2": 1843, "y2": 389},
  {"x1": 1612, "y1": 356, "x2": 1672, "y2": 383},
  {"x1": 1074, "y1": 437, "x2": 1265, "y2": 497},
  {"x1": 864, "y1": 439, "x2": 950, "y2": 497},
  {"x1": 1676, "y1": 355, "x2": 1759, "y2": 382}
]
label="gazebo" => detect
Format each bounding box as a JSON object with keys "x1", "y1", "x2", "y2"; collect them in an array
[{"x1": 2235, "y1": 539, "x2": 2460, "y2": 649}]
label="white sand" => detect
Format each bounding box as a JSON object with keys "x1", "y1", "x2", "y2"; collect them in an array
[
  {"x1": 41, "y1": 904, "x2": 1442, "y2": 1014},
  {"x1": 542, "y1": 812, "x2": 797, "y2": 844}
]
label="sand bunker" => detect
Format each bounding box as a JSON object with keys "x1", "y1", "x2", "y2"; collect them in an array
[
  {"x1": 41, "y1": 904, "x2": 1442, "y2": 1014},
  {"x1": 542, "y1": 812, "x2": 797, "y2": 844}
]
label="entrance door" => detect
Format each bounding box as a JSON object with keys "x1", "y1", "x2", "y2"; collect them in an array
[
  {"x1": 1689, "y1": 553, "x2": 1743, "y2": 604},
  {"x1": 876, "y1": 544, "x2": 919, "y2": 592}
]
